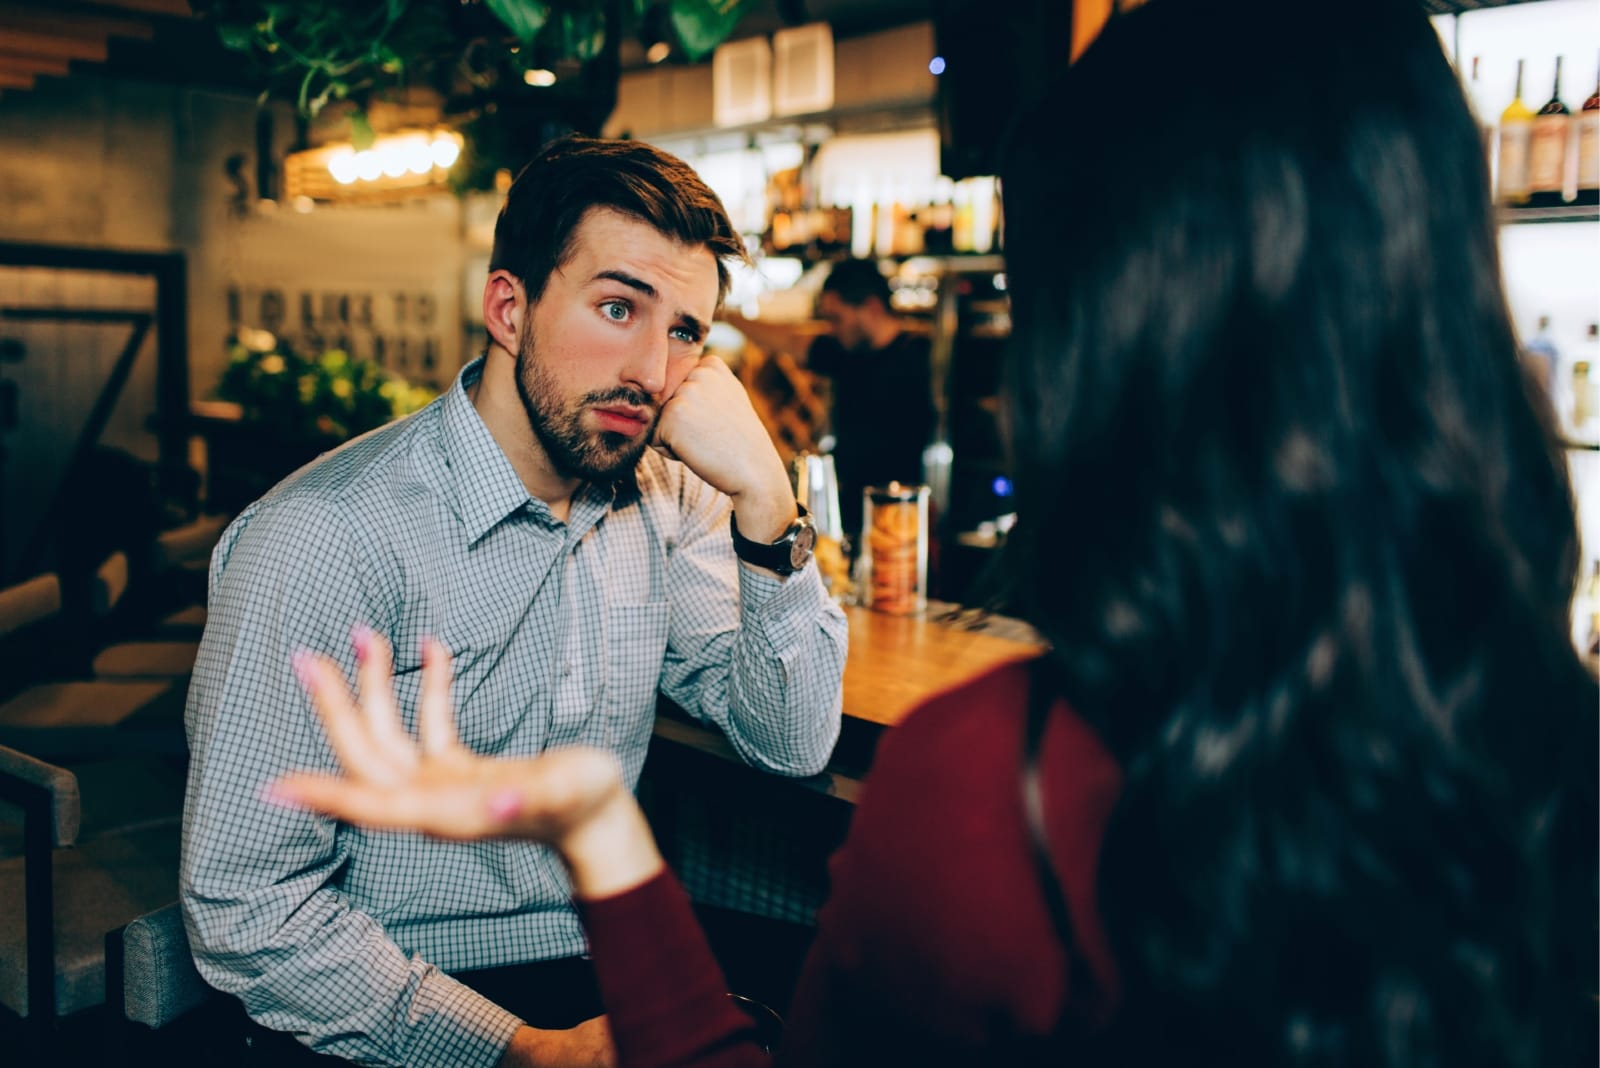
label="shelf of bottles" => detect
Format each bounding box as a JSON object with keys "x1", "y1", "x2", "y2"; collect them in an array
[
  {"x1": 1478, "y1": 50, "x2": 1600, "y2": 214},
  {"x1": 762, "y1": 173, "x2": 1003, "y2": 263}
]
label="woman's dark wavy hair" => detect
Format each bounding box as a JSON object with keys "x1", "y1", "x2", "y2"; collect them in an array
[
  {"x1": 490, "y1": 135, "x2": 748, "y2": 307},
  {"x1": 995, "y1": 0, "x2": 1598, "y2": 1063}
]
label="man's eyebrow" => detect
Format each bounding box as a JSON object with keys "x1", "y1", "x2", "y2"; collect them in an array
[
  {"x1": 594, "y1": 269, "x2": 656, "y2": 299},
  {"x1": 595, "y1": 269, "x2": 707, "y2": 339}
]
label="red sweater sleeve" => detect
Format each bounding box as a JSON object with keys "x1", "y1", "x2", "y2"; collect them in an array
[{"x1": 579, "y1": 869, "x2": 769, "y2": 1068}]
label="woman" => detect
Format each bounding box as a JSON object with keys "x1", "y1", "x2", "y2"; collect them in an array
[{"x1": 273, "y1": 0, "x2": 1598, "y2": 1063}]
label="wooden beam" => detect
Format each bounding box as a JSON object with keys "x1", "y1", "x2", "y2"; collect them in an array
[
  {"x1": 77, "y1": 0, "x2": 193, "y2": 15},
  {"x1": 0, "y1": 52, "x2": 71, "y2": 77},
  {"x1": 0, "y1": 28, "x2": 108, "y2": 62},
  {"x1": 0, "y1": 6, "x2": 157, "y2": 43},
  {"x1": 1071, "y1": 0, "x2": 1114, "y2": 62},
  {"x1": 0, "y1": 69, "x2": 37, "y2": 89}
]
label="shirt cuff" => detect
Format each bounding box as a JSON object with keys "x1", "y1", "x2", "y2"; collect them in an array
[
  {"x1": 736, "y1": 557, "x2": 831, "y2": 649},
  {"x1": 405, "y1": 969, "x2": 527, "y2": 1068}
]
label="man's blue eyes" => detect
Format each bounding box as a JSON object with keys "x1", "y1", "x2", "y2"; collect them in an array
[{"x1": 600, "y1": 301, "x2": 699, "y2": 343}]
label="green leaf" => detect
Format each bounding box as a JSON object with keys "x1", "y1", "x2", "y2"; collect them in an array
[
  {"x1": 486, "y1": 0, "x2": 550, "y2": 46},
  {"x1": 669, "y1": 0, "x2": 746, "y2": 63},
  {"x1": 349, "y1": 109, "x2": 375, "y2": 150},
  {"x1": 216, "y1": 23, "x2": 255, "y2": 51}
]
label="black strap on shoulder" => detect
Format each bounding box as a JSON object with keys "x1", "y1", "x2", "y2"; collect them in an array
[{"x1": 1020, "y1": 658, "x2": 1103, "y2": 1036}]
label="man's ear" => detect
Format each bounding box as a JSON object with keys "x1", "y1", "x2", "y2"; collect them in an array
[{"x1": 483, "y1": 270, "x2": 524, "y2": 355}]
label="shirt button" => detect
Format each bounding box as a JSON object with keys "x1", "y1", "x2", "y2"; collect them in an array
[{"x1": 561, "y1": 662, "x2": 572, "y2": 676}]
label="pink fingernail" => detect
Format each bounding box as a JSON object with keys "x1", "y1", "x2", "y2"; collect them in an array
[
  {"x1": 352, "y1": 624, "x2": 373, "y2": 660},
  {"x1": 291, "y1": 650, "x2": 313, "y2": 685},
  {"x1": 487, "y1": 790, "x2": 522, "y2": 822}
]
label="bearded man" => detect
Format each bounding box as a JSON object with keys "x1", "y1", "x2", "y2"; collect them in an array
[{"x1": 181, "y1": 136, "x2": 845, "y2": 1068}]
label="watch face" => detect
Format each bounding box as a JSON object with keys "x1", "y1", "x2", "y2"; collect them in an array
[{"x1": 789, "y1": 523, "x2": 818, "y2": 570}]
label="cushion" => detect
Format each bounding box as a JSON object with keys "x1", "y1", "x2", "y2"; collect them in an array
[
  {"x1": 0, "y1": 821, "x2": 181, "y2": 1017},
  {"x1": 91, "y1": 641, "x2": 200, "y2": 679}
]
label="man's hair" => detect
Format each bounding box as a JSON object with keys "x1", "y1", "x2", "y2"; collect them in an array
[
  {"x1": 490, "y1": 135, "x2": 748, "y2": 306},
  {"x1": 819, "y1": 258, "x2": 892, "y2": 310},
  {"x1": 993, "y1": 0, "x2": 1596, "y2": 1064}
]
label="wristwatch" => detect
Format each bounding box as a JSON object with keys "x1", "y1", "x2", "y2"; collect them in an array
[{"x1": 730, "y1": 504, "x2": 817, "y2": 576}]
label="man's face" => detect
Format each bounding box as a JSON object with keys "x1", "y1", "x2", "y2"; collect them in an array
[
  {"x1": 514, "y1": 207, "x2": 720, "y2": 482},
  {"x1": 817, "y1": 290, "x2": 872, "y2": 353}
]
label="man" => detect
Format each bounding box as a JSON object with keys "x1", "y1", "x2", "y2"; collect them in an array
[
  {"x1": 181, "y1": 136, "x2": 847, "y2": 1068},
  {"x1": 808, "y1": 258, "x2": 936, "y2": 538}
]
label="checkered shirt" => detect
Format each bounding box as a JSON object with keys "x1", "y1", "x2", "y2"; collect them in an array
[{"x1": 180, "y1": 356, "x2": 846, "y2": 1067}]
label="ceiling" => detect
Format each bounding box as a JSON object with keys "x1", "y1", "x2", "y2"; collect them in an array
[
  {"x1": 0, "y1": 0, "x2": 1538, "y2": 101},
  {"x1": 0, "y1": 0, "x2": 938, "y2": 102}
]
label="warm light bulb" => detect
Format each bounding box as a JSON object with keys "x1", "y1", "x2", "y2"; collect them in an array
[
  {"x1": 380, "y1": 143, "x2": 408, "y2": 178},
  {"x1": 405, "y1": 136, "x2": 433, "y2": 175},
  {"x1": 355, "y1": 150, "x2": 382, "y2": 181},
  {"x1": 646, "y1": 41, "x2": 671, "y2": 64},
  {"x1": 328, "y1": 149, "x2": 359, "y2": 184},
  {"x1": 430, "y1": 135, "x2": 461, "y2": 168},
  {"x1": 523, "y1": 68, "x2": 557, "y2": 87}
]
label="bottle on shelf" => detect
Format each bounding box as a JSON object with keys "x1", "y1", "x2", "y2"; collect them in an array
[
  {"x1": 1498, "y1": 59, "x2": 1535, "y2": 205},
  {"x1": 1470, "y1": 56, "x2": 1494, "y2": 164},
  {"x1": 1522, "y1": 314, "x2": 1561, "y2": 402},
  {"x1": 1576, "y1": 52, "x2": 1600, "y2": 207},
  {"x1": 1528, "y1": 56, "x2": 1573, "y2": 206},
  {"x1": 1571, "y1": 322, "x2": 1600, "y2": 443}
]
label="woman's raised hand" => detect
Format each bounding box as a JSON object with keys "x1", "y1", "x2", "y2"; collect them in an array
[{"x1": 269, "y1": 628, "x2": 650, "y2": 882}]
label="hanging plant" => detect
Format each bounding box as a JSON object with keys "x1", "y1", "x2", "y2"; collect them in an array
[{"x1": 194, "y1": 0, "x2": 754, "y2": 118}]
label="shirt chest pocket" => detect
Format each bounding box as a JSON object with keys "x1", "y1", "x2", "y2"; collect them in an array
[{"x1": 598, "y1": 601, "x2": 671, "y2": 748}]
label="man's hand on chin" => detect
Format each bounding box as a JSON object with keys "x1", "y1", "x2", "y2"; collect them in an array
[{"x1": 498, "y1": 1017, "x2": 615, "y2": 1068}]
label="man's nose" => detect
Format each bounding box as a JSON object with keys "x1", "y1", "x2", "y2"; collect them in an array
[{"x1": 622, "y1": 329, "x2": 671, "y2": 397}]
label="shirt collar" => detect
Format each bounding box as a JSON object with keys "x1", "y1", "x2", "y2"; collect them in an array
[
  {"x1": 440, "y1": 356, "x2": 537, "y2": 545},
  {"x1": 440, "y1": 356, "x2": 643, "y2": 544}
]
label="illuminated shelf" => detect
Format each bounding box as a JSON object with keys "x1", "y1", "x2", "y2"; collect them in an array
[{"x1": 1499, "y1": 205, "x2": 1600, "y2": 226}]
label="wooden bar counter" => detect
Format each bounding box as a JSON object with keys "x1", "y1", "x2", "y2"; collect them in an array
[
  {"x1": 645, "y1": 602, "x2": 1042, "y2": 922},
  {"x1": 836, "y1": 604, "x2": 1040, "y2": 727},
  {"x1": 651, "y1": 603, "x2": 1042, "y2": 801}
]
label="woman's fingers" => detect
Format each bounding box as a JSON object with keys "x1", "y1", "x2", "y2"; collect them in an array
[
  {"x1": 293, "y1": 651, "x2": 405, "y2": 786},
  {"x1": 417, "y1": 636, "x2": 464, "y2": 758},
  {"x1": 270, "y1": 773, "x2": 487, "y2": 838},
  {"x1": 352, "y1": 626, "x2": 419, "y2": 772}
]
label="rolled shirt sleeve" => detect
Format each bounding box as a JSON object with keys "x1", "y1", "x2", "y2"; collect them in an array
[{"x1": 652, "y1": 461, "x2": 846, "y2": 776}]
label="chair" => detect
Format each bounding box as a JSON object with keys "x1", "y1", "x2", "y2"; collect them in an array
[
  {"x1": 105, "y1": 902, "x2": 216, "y2": 1032},
  {"x1": 0, "y1": 571, "x2": 185, "y2": 761},
  {"x1": 85, "y1": 551, "x2": 200, "y2": 680},
  {"x1": 0, "y1": 744, "x2": 181, "y2": 1026}
]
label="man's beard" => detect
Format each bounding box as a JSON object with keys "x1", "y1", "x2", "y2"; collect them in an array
[{"x1": 514, "y1": 325, "x2": 658, "y2": 483}]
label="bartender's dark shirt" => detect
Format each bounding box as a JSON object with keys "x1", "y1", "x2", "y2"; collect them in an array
[{"x1": 808, "y1": 330, "x2": 936, "y2": 538}]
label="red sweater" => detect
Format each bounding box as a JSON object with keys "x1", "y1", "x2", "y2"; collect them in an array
[{"x1": 580, "y1": 660, "x2": 1123, "y2": 1067}]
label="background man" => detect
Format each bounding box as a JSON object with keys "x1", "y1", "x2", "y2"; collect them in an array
[
  {"x1": 181, "y1": 136, "x2": 846, "y2": 1068},
  {"x1": 808, "y1": 258, "x2": 936, "y2": 539}
]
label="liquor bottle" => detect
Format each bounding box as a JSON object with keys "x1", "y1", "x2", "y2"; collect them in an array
[
  {"x1": 1572, "y1": 322, "x2": 1600, "y2": 442},
  {"x1": 1528, "y1": 57, "x2": 1572, "y2": 205},
  {"x1": 1523, "y1": 314, "x2": 1560, "y2": 401},
  {"x1": 1498, "y1": 59, "x2": 1535, "y2": 205},
  {"x1": 1470, "y1": 56, "x2": 1494, "y2": 164},
  {"x1": 1576, "y1": 53, "x2": 1600, "y2": 207}
]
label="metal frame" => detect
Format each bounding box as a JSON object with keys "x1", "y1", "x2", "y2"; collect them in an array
[{"x1": 0, "y1": 768, "x2": 60, "y2": 1022}]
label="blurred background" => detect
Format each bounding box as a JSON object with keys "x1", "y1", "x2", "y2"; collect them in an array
[{"x1": 0, "y1": 0, "x2": 1594, "y2": 641}]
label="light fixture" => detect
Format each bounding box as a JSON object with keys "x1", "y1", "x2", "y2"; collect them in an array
[
  {"x1": 283, "y1": 127, "x2": 466, "y2": 203},
  {"x1": 646, "y1": 41, "x2": 671, "y2": 64},
  {"x1": 523, "y1": 68, "x2": 557, "y2": 87}
]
